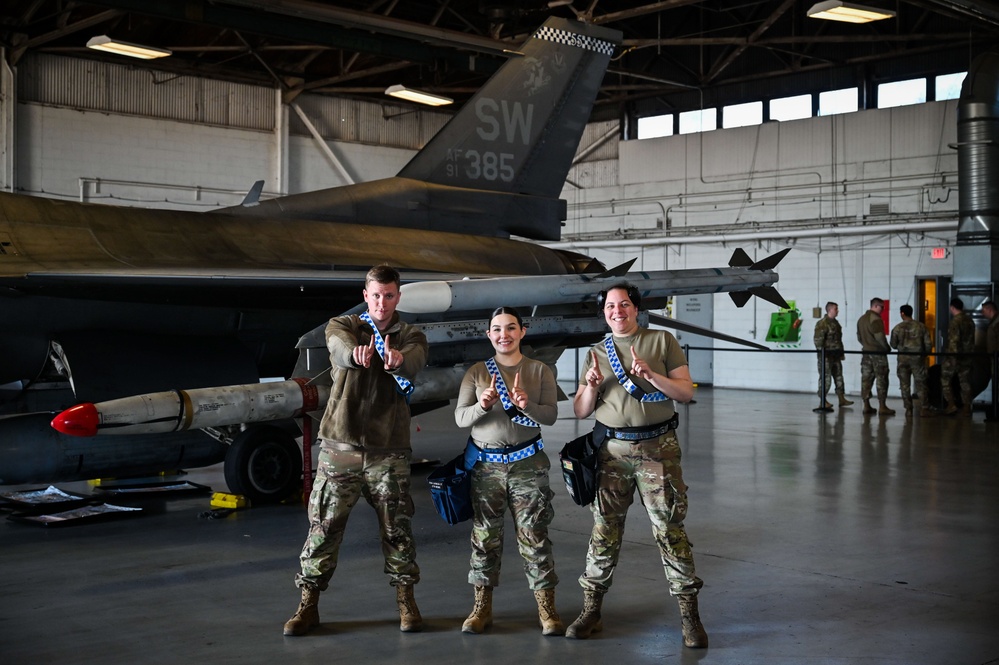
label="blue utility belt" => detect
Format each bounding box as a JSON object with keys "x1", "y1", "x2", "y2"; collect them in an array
[
  {"x1": 599, "y1": 413, "x2": 679, "y2": 441},
  {"x1": 465, "y1": 435, "x2": 544, "y2": 465}
]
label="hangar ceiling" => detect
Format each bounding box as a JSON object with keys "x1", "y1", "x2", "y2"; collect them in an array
[{"x1": 3, "y1": 0, "x2": 999, "y2": 123}]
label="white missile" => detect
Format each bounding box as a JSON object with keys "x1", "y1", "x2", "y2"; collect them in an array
[
  {"x1": 51, "y1": 378, "x2": 330, "y2": 437},
  {"x1": 398, "y1": 248, "x2": 789, "y2": 314}
]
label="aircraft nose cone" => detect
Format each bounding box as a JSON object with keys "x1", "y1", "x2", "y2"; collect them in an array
[{"x1": 51, "y1": 403, "x2": 100, "y2": 437}]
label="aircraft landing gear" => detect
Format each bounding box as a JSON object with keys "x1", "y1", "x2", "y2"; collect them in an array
[{"x1": 223, "y1": 424, "x2": 302, "y2": 504}]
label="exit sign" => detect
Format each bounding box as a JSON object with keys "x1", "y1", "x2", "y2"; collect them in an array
[{"x1": 931, "y1": 247, "x2": 946, "y2": 259}]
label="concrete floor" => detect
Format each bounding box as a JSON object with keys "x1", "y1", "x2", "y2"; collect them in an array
[{"x1": 2, "y1": 388, "x2": 998, "y2": 665}]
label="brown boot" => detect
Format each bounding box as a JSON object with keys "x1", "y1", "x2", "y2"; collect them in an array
[
  {"x1": 462, "y1": 585, "x2": 493, "y2": 634},
  {"x1": 534, "y1": 588, "x2": 565, "y2": 636},
  {"x1": 944, "y1": 401, "x2": 958, "y2": 416},
  {"x1": 283, "y1": 586, "x2": 320, "y2": 636},
  {"x1": 838, "y1": 393, "x2": 854, "y2": 406},
  {"x1": 920, "y1": 406, "x2": 935, "y2": 418},
  {"x1": 677, "y1": 594, "x2": 708, "y2": 649},
  {"x1": 878, "y1": 399, "x2": 895, "y2": 416},
  {"x1": 396, "y1": 584, "x2": 423, "y2": 632},
  {"x1": 905, "y1": 407, "x2": 913, "y2": 418},
  {"x1": 961, "y1": 403, "x2": 973, "y2": 417},
  {"x1": 566, "y1": 590, "x2": 603, "y2": 639},
  {"x1": 862, "y1": 399, "x2": 877, "y2": 414},
  {"x1": 824, "y1": 401, "x2": 834, "y2": 410}
]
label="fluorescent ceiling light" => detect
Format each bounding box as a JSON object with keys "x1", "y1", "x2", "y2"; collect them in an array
[
  {"x1": 86, "y1": 35, "x2": 172, "y2": 60},
  {"x1": 384, "y1": 84, "x2": 453, "y2": 107},
  {"x1": 807, "y1": 1, "x2": 895, "y2": 23}
]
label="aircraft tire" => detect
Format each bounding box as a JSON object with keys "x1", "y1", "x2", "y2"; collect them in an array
[{"x1": 224, "y1": 425, "x2": 302, "y2": 504}]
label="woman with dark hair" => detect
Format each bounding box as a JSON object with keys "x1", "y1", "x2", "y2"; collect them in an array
[{"x1": 454, "y1": 306, "x2": 563, "y2": 636}]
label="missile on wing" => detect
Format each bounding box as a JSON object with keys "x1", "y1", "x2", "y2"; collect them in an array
[
  {"x1": 51, "y1": 378, "x2": 329, "y2": 437},
  {"x1": 398, "y1": 248, "x2": 790, "y2": 314}
]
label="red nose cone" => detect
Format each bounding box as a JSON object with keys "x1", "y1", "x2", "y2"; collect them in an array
[{"x1": 51, "y1": 403, "x2": 100, "y2": 437}]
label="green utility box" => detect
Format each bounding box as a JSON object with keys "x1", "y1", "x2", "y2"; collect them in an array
[{"x1": 766, "y1": 302, "x2": 801, "y2": 343}]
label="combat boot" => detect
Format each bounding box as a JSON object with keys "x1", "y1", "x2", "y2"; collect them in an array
[
  {"x1": 961, "y1": 403, "x2": 972, "y2": 417},
  {"x1": 534, "y1": 588, "x2": 565, "y2": 636},
  {"x1": 462, "y1": 585, "x2": 493, "y2": 634},
  {"x1": 824, "y1": 401, "x2": 834, "y2": 410},
  {"x1": 565, "y1": 590, "x2": 603, "y2": 639},
  {"x1": 944, "y1": 401, "x2": 958, "y2": 416},
  {"x1": 919, "y1": 406, "x2": 935, "y2": 418},
  {"x1": 862, "y1": 399, "x2": 877, "y2": 415},
  {"x1": 677, "y1": 594, "x2": 708, "y2": 649},
  {"x1": 283, "y1": 586, "x2": 320, "y2": 636},
  {"x1": 396, "y1": 584, "x2": 423, "y2": 632},
  {"x1": 878, "y1": 399, "x2": 895, "y2": 416},
  {"x1": 838, "y1": 393, "x2": 854, "y2": 407},
  {"x1": 905, "y1": 407, "x2": 913, "y2": 418}
]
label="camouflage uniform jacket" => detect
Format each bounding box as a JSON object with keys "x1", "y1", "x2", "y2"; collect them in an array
[
  {"x1": 890, "y1": 320, "x2": 931, "y2": 353},
  {"x1": 986, "y1": 316, "x2": 999, "y2": 355},
  {"x1": 813, "y1": 315, "x2": 844, "y2": 359},
  {"x1": 945, "y1": 312, "x2": 975, "y2": 354},
  {"x1": 857, "y1": 310, "x2": 890, "y2": 352},
  {"x1": 318, "y1": 312, "x2": 428, "y2": 450}
]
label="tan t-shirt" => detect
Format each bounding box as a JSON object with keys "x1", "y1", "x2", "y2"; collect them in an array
[
  {"x1": 455, "y1": 356, "x2": 557, "y2": 448},
  {"x1": 578, "y1": 327, "x2": 688, "y2": 428}
]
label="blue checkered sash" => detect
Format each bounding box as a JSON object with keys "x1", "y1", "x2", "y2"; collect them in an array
[
  {"x1": 603, "y1": 336, "x2": 668, "y2": 403},
  {"x1": 359, "y1": 311, "x2": 414, "y2": 399},
  {"x1": 484, "y1": 357, "x2": 540, "y2": 428}
]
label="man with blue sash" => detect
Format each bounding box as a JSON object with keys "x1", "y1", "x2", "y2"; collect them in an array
[
  {"x1": 284, "y1": 265, "x2": 428, "y2": 637},
  {"x1": 567, "y1": 283, "x2": 707, "y2": 649}
]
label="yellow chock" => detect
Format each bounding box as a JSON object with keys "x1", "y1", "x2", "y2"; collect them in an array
[{"x1": 211, "y1": 492, "x2": 250, "y2": 509}]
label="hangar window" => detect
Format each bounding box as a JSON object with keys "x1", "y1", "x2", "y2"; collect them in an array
[
  {"x1": 935, "y1": 72, "x2": 967, "y2": 101},
  {"x1": 638, "y1": 114, "x2": 674, "y2": 139},
  {"x1": 819, "y1": 87, "x2": 858, "y2": 116},
  {"x1": 679, "y1": 108, "x2": 717, "y2": 134},
  {"x1": 878, "y1": 78, "x2": 926, "y2": 108},
  {"x1": 769, "y1": 94, "x2": 812, "y2": 122},
  {"x1": 722, "y1": 101, "x2": 762, "y2": 128}
]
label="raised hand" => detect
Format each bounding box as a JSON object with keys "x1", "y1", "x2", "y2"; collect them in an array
[
  {"x1": 630, "y1": 345, "x2": 652, "y2": 380},
  {"x1": 382, "y1": 334, "x2": 403, "y2": 370},
  {"x1": 353, "y1": 335, "x2": 376, "y2": 368},
  {"x1": 584, "y1": 349, "x2": 604, "y2": 388},
  {"x1": 479, "y1": 373, "x2": 500, "y2": 410},
  {"x1": 510, "y1": 371, "x2": 528, "y2": 409}
]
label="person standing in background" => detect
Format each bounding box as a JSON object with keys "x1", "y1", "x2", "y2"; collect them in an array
[
  {"x1": 857, "y1": 297, "x2": 895, "y2": 416},
  {"x1": 889, "y1": 304, "x2": 933, "y2": 418},
  {"x1": 941, "y1": 297, "x2": 975, "y2": 417},
  {"x1": 813, "y1": 301, "x2": 853, "y2": 410}
]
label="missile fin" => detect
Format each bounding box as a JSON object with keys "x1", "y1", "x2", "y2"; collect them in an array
[
  {"x1": 748, "y1": 285, "x2": 790, "y2": 309},
  {"x1": 729, "y1": 291, "x2": 753, "y2": 308},
  {"x1": 586, "y1": 258, "x2": 636, "y2": 280},
  {"x1": 648, "y1": 313, "x2": 769, "y2": 350},
  {"x1": 728, "y1": 248, "x2": 753, "y2": 267},
  {"x1": 749, "y1": 247, "x2": 791, "y2": 271}
]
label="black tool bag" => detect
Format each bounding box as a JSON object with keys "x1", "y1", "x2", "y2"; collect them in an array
[
  {"x1": 427, "y1": 453, "x2": 473, "y2": 525},
  {"x1": 559, "y1": 424, "x2": 606, "y2": 506}
]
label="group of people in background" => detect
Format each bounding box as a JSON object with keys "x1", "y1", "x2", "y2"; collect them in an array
[
  {"x1": 282, "y1": 265, "x2": 708, "y2": 650},
  {"x1": 814, "y1": 296, "x2": 999, "y2": 418}
]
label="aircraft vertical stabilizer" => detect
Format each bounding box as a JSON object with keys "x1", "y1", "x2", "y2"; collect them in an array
[{"x1": 398, "y1": 17, "x2": 621, "y2": 204}]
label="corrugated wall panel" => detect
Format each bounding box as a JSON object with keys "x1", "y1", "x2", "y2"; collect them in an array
[
  {"x1": 18, "y1": 53, "x2": 274, "y2": 131},
  {"x1": 289, "y1": 94, "x2": 452, "y2": 149}
]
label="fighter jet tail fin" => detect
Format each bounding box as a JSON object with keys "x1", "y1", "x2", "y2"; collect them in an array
[
  {"x1": 397, "y1": 17, "x2": 621, "y2": 215},
  {"x1": 240, "y1": 180, "x2": 265, "y2": 207}
]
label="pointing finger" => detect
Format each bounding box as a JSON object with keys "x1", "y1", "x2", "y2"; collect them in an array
[
  {"x1": 384, "y1": 334, "x2": 391, "y2": 351},
  {"x1": 490, "y1": 373, "x2": 497, "y2": 388},
  {"x1": 514, "y1": 372, "x2": 520, "y2": 390}
]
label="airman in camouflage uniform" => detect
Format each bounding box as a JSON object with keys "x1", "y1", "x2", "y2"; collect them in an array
[
  {"x1": 454, "y1": 307, "x2": 563, "y2": 636},
  {"x1": 568, "y1": 284, "x2": 707, "y2": 650},
  {"x1": 941, "y1": 297, "x2": 975, "y2": 416},
  {"x1": 857, "y1": 297, "x2": 895, "y2": 416},
  {"x1": 284, "y1": 265, "x2": 428, "y2": 637},
  {"x1": 889, "y1": 304, "x2": 933, "y2": 418},
  {"x1": 813, "y1": 301, "x2": 853, "y2": 409},
  {"x1": 983, "y1": 300, "x2": 999, "y2": 421}
]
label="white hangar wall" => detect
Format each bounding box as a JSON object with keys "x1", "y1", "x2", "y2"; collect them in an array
[{"x1": 559, "y1": 102, "x2": 959, "y2": 397}]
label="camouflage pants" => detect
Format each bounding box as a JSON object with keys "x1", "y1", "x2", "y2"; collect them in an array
[
  {"x1": 860, "y1": 353, "x2": 890, "y2": 400},
  {"x1": 816, "y1": 355, "x2": 846, "y2": 397},
  {"x1": 579, "y1": 431, "x2": 703, "y2": 597},
  {"x1": 896, "y1": 355, "x2": 928, "y2": 410},
  {"x1": 296, "y1": 446, "x2": 419, "y2": 591},
  {"x1": 468, "y1": 449, "x2": 557, "y2": 590},
  {"x1": 940, "y1": 357, "x2": 973, "y2": 404}
]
